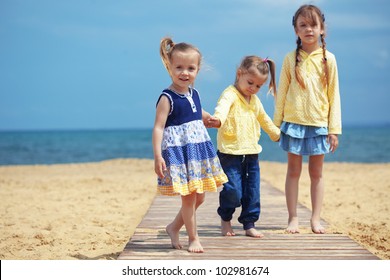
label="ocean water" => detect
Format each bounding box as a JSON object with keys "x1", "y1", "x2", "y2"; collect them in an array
[{"x1": 0, "y1": 126, "x2": 389, "y2": 166}]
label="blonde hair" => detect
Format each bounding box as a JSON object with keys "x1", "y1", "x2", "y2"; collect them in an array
[
  {"x1": 292, "y1": 5, "x2": 328, "y2": 89},
  {"x1": 159, "y1": 37, "x2": 202, "y2": 78},
  {"x1": 235, "y1": 55, "x2": 277, "y2": 96}
]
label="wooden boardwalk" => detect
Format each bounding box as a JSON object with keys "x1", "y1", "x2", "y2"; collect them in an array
[{"x1": 119, "y1": 180, "x2": 379, "y2": 260}]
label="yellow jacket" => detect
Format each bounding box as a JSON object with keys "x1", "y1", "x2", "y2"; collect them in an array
[
  {"x1": 214, "y1": 85, "x2": 280, "y2": 155},
  {"x1": 274, "y1": 48, "x2": 342, "y2": 134}
]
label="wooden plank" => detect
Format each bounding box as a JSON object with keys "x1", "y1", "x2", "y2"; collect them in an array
[{"x1": 118, "y1": 180, "x2": 379, "y2": 260}]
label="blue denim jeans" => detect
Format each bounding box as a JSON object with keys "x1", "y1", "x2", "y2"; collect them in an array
[{"x1": 217, "y1": 152, "x2": 261, "y2": 230}]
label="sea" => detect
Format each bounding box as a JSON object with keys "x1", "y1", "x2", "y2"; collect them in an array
[{"x1": 0, "y1": 125, "x2": 389, "y2": 166}]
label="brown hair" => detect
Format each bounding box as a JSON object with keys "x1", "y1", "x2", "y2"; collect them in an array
[
  {"x1": 235, "y1": 55, "x2": 277, "y2": 96},
  {"x1": 292, "y1": 5, "x2": 328, "y2": 89},
  {"x1": 159, "y1": 37, "x2": 202, "y2": 78}
]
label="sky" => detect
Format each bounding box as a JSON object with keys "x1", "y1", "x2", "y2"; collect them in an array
[{"x1": 0, "y1": 0, "x2": 389, "y2": 130}]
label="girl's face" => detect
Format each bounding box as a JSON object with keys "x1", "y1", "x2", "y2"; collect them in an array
[
  {"x1": 169, "y1": 50, "x2": 200, "y2": 93},
  {"x1": 295, "y1": 14, "x2": 324, "y2": 49},
  {"x1": 235, "y1": 67, "x2": 267, "y2": 102}
]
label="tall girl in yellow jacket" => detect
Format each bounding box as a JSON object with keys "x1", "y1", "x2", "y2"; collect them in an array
[{"x1": 273, "y1": 5, "x2": 342, "y2": 234}]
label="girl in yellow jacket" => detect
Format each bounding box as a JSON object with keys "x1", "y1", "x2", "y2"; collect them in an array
[
  {"x1": 208, "y1": 55, "x2": 280, "y2": 238},
  {"x1": 273, "y1": 5, "x2": 342, "y2": 234}
]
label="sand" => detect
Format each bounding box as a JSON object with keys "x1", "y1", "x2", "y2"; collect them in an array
[
  {"x1": 0, "y1": 159, "x2": 389, "y2": 260},
  {"x1": 261, "y1": 161, "x2": 390, "y2": 260},
  {"x1": 0, "y1": 159, "x2": 157, "y2": 260}
]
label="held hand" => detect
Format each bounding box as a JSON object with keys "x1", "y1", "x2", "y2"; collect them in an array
[
  {"x1": 202, "y1": 110, "x2": 211, "y2": 125},
  {"x1": 202, "y1": 110, "x2": 212, "y2": 127},
  {"x1": 207, "y1": 116, "x2": 221, "y2": 128},
  {"x1": 154, "y1": 156, "x2": 167, "y2": 179},
  {"x1": 327, "y1": 134, "x2": 339, "y2": 153}
]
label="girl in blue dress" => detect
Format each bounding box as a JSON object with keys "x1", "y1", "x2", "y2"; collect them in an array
[{"x1": 152, "y1": 37, "x2": 228, "y2": 253}]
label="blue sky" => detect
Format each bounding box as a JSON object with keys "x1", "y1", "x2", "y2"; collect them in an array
[{"x1": 1, "y1": 0, "x2": 389, "y2": 130}]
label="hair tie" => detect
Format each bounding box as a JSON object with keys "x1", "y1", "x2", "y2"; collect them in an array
[
  {"x1": 165, "y1": 42, "x2": 175, "y2": 54},
  {"x1": 263, "y1": 57, "x2": 269, "y2": 63}
]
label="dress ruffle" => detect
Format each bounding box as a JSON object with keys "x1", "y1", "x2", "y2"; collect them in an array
[
  {"x1": 279, "y1": 122, "x2": 330, "y2": 156},
  {"x1": 158, "y1": 156, "x2": 228, "y2": 196}
]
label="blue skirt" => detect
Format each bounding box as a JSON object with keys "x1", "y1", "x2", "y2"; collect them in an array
[{"x1": 279, "y1": 122, "x2": 330, "y2": 156}]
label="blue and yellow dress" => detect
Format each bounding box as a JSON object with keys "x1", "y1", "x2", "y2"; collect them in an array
[{"x1": 157, "y1": 88, "x2": 228, "y2": 196}]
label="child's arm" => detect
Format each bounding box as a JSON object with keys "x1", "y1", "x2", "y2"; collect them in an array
[
  {"x1": 212, "y1": 87, "x2": 235, "y2": 128},
  {"x1": 202, "y1": 109, "x2": 212, "y2": 127},
  {"x1": 152, "y1": 96, "x2": 170, "y2": 179},
  {"x1": 273, "y1": 55, "x2": 291, "y2": 127},
  {"x1": 202, "y1": 109, "x2": 221, "y2": 128},
  {"x1": 258, "y1": 103, "x2": 281, "y2": 142},
  {"x1": 327, "y1": 54, "x2": 342, "y2": 135}
]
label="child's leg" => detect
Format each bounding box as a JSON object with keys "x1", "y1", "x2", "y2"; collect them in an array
[
  {"x1": 308, "y1": 155, "x2": 325, "y2": 234},
  {"x1": 166, "y1": 193, "x2": 205, "y2": 249},
  {"x1": 238, "y1": 155, "x2": 263, "y2": 238},
  {"x1": 217, "y1": 153, "x2": 242, "y2": 236},
  {"x1": 181, "y1": 192, "x2": 204, "y2": 253},
  {"x1": 285, "y1": 153, "x2": 302, "y2": 233},
  {"x1": 166, "y1": 213, "x2": 183, "y2": 249}
]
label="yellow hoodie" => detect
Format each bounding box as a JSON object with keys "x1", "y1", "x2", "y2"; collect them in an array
[
  {"x1": 214, "y1": 85, "x2": 280, "y2": 155},
  {"x1": 274, "y1": 48, "x2": 342, "y2": 134}
]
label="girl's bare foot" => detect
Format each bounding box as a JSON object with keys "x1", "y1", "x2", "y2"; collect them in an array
[
  {"x1": 221, "y1": 220, "x2": 235, "y2": 236},
  {"x1": 245, "y1": 228, "x2": 264, "y2": 238},
  {"x1": 188, "y1": 239, "x2": 204, "y2": 253},
  {"x1": 166, "y1": 223, "x2": 182, "y2": 249},
  {"x1": 311, "y1": 220, "x2": 325, "y2": 234},
  {"x1": 286, "y1": 217, "x2": 299, "y2": 233}
]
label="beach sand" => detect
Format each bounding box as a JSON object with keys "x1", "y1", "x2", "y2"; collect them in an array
[
  {"x1": 261, "y1": 161, "x2": 390, "y2": 260},
  {"x1": 0, "y1": 159, "x2": 157, "y2": 260},
  {"x1": 0, "y1": 159, "x2": 389, "y2": 260}
]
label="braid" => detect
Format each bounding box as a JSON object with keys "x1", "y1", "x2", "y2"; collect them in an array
[
  {"x1": 295, "y1": 37, "x2": 305, "y2": 89},
  {"x1": 321, "y1": 34, "x2": 329, "y2": 88},
  {"x1": 292, "y1": 4, "x2": 328, "y2": 90}
]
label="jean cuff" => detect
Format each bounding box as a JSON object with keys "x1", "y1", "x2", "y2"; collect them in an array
[{"x1": 243, "y1": 222, "x2": 255, "y2": 230}]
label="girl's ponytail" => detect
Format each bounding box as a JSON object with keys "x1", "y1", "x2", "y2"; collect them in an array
[
  {"x1": 159, "y1": 37, "x2": 175, "y2": 76},
  {"x1": 237, "y1": 56, "x2": 278, "y2": 96},
  {"x1": 264, "y1": 58, "x2": 277, "y2": 96}
]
